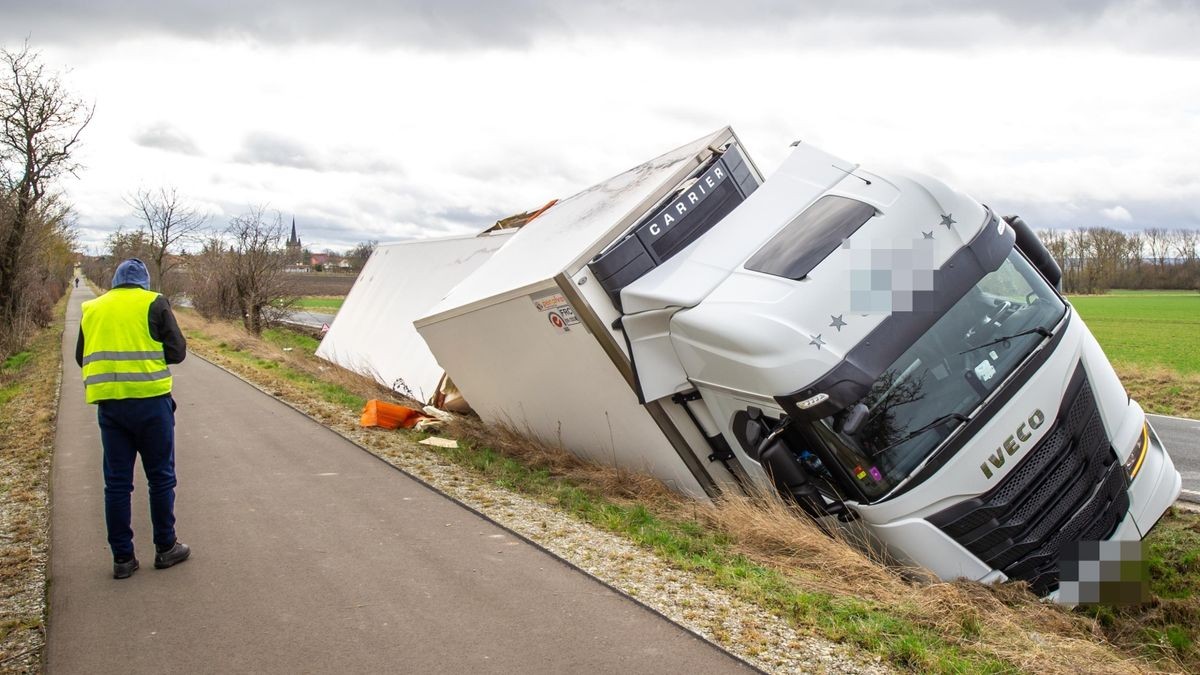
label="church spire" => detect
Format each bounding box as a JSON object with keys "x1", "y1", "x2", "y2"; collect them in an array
[{"x1": 289, "y1": 217, "x2": 298, "y2": 245}]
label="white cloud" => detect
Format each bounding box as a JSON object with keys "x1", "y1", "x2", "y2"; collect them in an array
[{"x1": 1101, "y1": 205, "x2": 1134, "y2": 222}]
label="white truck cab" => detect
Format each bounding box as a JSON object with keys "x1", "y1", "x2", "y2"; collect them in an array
[
  {"x1": 416, "y1": 129, "x2": 1181, "y2": 595},
  {"x1": 615, "y1": 141, "x2": 1181, "y2": 593}
]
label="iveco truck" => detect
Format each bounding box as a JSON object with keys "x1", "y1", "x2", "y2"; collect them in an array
[{"x1": 415, "y1": 128, "x2": 1181, "y2": 595}]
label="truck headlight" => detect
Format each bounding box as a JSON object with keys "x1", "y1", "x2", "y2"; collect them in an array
[{"x1": 1123, "y1": 422, "x2": 1149, "y2": 481}]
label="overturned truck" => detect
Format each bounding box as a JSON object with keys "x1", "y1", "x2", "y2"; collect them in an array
[{"x1": 400, "y1": 127, "x2": 1180, "y2": 595}]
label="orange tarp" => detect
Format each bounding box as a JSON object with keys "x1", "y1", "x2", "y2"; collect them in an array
[{"x1": 360, "y1": 400, "x2": 427, "y2": 430}]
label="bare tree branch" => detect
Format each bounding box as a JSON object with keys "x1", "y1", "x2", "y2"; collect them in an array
[
  {"x1": 224, "y1": 206, "x2": 296, "y2": 335},
  {"x1": 0, "y1": 41, "x2": 91, "y2": 324},
  {"x1": 125, "y1": 186, "x2": 208, "y2": 294}
]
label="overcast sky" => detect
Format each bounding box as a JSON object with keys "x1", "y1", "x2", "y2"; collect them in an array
[{"x1": 4, "y1": 1, "x2": 1199, "y2": 252}]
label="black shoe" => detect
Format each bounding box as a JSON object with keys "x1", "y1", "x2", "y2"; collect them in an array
[
  {"x1": 154, "y1": 542, "x2": 191, "y2": 569},
  {"x1": 113, "y1": 558, "x2": 139, "y2": 579}
]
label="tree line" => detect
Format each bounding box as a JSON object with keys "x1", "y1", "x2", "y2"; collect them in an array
[
  {"x1": 0, "y1": 44, "x2": 87, "y2": 358},
  {"x1": 1038, "y1": 227, "x2": 1199, "y2": 294},
  {"x1": 80, "y1": 192, "x2": 379, "y2": 335},
  {"x1": 82, "y1": 199, "x2": 298, "y2": 336}
]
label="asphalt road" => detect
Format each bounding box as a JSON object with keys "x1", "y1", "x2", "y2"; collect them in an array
[
  {"x1": 1147, "y1": 414, "x2": 1200, "y2": 503},
  {"x1": 283, "y1": 309, "x2": 336, "y2": 329},
  {"x1": 48, "y1": 285, "x2": 751, "y2": 674}
]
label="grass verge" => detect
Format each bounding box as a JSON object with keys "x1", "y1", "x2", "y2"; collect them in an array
[
  {"x1": 0, "y1": 293, "x2": 67, "y2": 672},
  {"x1": 292, "y1": 296, "x2": 344, "y2": 311},
  {"x1": 1111, "y1": 364, "x2": 1200, "y2": 420},
  {"x1": 176, "y1": 312, "x2": 1199, "y2": 673}
]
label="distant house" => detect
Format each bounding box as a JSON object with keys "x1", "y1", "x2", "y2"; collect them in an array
[{"x1": 310, "y1": 253, "x2": 330, "y2": 267}]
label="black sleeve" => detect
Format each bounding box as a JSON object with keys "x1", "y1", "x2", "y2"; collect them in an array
[
  {"x1": 75, "y1": 327, "x2": 84, "y2": 368},
  {"x1": 148, "y1": 296, "x2": 187, "y2": 365}
]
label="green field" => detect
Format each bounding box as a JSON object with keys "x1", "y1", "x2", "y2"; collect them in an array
[
  {"x1": 293, "y1": 296, "x2": 345, "y2": 311},
  {"x1": 1068, "y1": 291, "x2": 1200, "y2": 374}
]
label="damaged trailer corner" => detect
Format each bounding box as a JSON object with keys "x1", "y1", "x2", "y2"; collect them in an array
[{"x1": 315, "y1": 231, "x2": 516, "y2": 403}]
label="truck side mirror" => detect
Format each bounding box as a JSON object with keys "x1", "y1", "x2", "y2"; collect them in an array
[
  {"x1": 840, "y1": 403, "x2": 869, "y2": 435},
  {"x1": 732, "y1": 408, "x2": 772, "y2": 460}
]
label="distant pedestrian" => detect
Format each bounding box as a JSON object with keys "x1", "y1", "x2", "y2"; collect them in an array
[
  {"x1": 74, "y1": 277, "x2": 79, "y2": 288},
  {"x1": 75, "y1": 258, "x2": 191, "y2": 579}
]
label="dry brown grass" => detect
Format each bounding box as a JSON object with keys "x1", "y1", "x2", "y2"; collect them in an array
[
  {"x1": 445, "y1": 416, "x2": 680, "y2": 503},
  {"x1": 1114, "y1": 363, "x2": 1200, "y2": 420},
  {"x1": 702, "y1": 493, "x2": 1154, "y2": 674},
  {"x1": 0, "y1": 295, "x2": 66, "y2": 673}
]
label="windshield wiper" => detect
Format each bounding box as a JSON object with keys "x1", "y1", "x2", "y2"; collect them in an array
[
  {"x1": 869, "y1": 412, "x2": 969, "y2": 456},
  {"x1": 959, "y1": 325, "x2": 1052, "y2": 355}
]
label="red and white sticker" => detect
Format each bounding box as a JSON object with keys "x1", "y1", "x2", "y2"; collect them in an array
[{"x1": 531, "y1": 291, "x2": 581, "y2": 334}]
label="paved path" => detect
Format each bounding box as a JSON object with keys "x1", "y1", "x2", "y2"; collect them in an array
[
  {"x1": 1148, "y1": 414, "x2": 1200, "y2": 503},
  {"x1": 282, "y1": 308, "x2": 336, "y2": 330},
  {"x1": 48, "y1": 285, "x2": 751, "y2": 674}
]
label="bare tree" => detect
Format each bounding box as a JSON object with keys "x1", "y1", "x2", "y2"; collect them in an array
[
  {"x1": 187, "y1": 234, "x2": 240, "y2": 321},
  {"x1": 127, "y1": 186, "x2": 208, "y2": 294},
  {"x1": 0, "y1": 193, "x2": 75, "y2": 342},
  {"x1": 86, "y1": 227, "x2": 155, "y2": 291},
  {"x1": 1173, "y1": 229, "x2": 1197, "y2": 264},
  {"x1": 225, "y1": 207, "x2": 296, "y2": 335},
  {"x1": 1143, "y1": 227, "x2": 1171, "y2": 271},
  {"x1": 1174, "y1": 229, "x2": 1200, "y2": 290},
  {"x1": 0, "y1": 43, "x2": 92, "y2": 324},
  {"x1": 347, "y1": 240, "x2": 377, "y2": 270}
]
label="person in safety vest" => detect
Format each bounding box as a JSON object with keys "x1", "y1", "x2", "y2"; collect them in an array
[{"x1": 75, "y1": 258, "x2": 190, "y2": 579}]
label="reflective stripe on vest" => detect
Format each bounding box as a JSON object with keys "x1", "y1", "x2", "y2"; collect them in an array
[
  {"x1": 80, "y1": 288, "x2": 172, "y2": 403},
  {"x1": 83, "y1": 370, "x2": 173, "y2": 385},
  {"x1": 81, "y1": 350, "x2": 167, "y2": 365}
]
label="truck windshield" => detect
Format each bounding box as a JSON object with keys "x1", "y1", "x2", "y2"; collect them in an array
[{"x1": 808, "y1": 250, "x2": 1067, "y2": 500}]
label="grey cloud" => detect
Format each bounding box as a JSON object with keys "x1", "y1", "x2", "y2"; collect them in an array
[
  {"x1": 235, "y1": 131, "x2": 318, "y2": 169},
  {"x1": 4, "y1": 0, "x2": 561, "y2": 49},
  {"x1": 428, "y1": 205, "x2": 505, "y2": 230},
  {"x1": 327, "y1": 153, "x2": 404, "y2": 176},
  {"x1": 7, "y1": 1, "x2": 1199, "y2": 53},
  {"x1": 288, "y1": 206, "x2": 482, "y2": 250},
  {"x1": 132, "y1": 122, "x2": 201, "y2": 155},
  {"x1": 992, "y1": 196, "x2": 1200, "y2": 232},
  {"x1": 232, "y1": 133, "x2": 404, "y2": 175}
]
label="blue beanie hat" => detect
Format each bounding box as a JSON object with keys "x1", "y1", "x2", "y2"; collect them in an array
[{"x1": 112, "y1": 258, "x2": 151, "y2": 290}]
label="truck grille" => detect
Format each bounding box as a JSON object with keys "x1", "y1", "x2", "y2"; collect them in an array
[{"x1": 927, "y1": 367, "x2": 1129, "y2": 595}]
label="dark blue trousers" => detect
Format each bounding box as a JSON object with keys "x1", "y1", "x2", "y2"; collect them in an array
[{"x1": 98, "y1": 395, "x2": 177, "y2": 559}]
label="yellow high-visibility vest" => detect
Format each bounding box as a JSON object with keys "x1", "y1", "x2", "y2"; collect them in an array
[{"x1": 80, "y1": 288, "x2": 172, "y2": 403}]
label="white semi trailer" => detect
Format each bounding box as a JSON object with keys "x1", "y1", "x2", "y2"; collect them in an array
[{"x1": 415, "y1": 128, "x2": 1181, "y2": 594}]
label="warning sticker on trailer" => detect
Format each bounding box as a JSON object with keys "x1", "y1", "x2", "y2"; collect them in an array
[{"x1": 531, "y1": 291, "x2": 581, "y2": 334}]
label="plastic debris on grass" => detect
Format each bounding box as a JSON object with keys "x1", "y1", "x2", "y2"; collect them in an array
[{"x1": 360, "y1": 399, "x2": 428, "y2": 430}]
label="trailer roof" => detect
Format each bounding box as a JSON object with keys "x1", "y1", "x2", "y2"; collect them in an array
[{"x1": 418, "y1": 128, "x2": 732, "y2": 325}]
